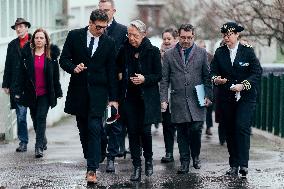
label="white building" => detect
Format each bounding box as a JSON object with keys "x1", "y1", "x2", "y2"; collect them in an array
[{"x1": 68, "y1": 0, "x2": 137, "y2": 28}]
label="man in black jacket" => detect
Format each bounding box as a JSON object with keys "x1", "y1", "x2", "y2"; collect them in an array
[
  {"x1": 2, "y1": 18, "x2": 31, "y2": 152},
  {"x1": 59, "y1": 9, "x2": 118, "y2": 184},
  {"x1": 99, "y1": 0, "x2": 128, "y2": 172}
]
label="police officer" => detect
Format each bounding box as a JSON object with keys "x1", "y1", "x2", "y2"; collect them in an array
[{"x1": 210, "y1": 22, "x2": 262, "y2": 178}]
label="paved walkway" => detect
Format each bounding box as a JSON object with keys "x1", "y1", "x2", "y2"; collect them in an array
[{"x1": 0, "y1": 116, "x2": 284, "y2": 188}]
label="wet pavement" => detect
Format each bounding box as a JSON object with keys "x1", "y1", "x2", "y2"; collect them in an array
[{"x1": 0, "y1": 116, "x2": 284, "y2": 189}]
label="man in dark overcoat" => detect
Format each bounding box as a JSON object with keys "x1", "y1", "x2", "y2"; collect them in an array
[
  {"x1": 160, "y1": 24, "x2": 212, "y2": 174},
  {"x1": 2, "y1": 18, "x2": 31, "y2": 152},
  {"x1": 210, "y1": 22, "x2": 262, "y2": 178},
  {"x1": 99, "y1": 0, "x2": 128, "y2": 172},
  {"x1": 59, "y1": 9, "x2": 118, "y2": 184}
]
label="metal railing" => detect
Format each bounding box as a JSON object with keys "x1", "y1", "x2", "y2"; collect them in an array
[{"x1": 252, "y1": 64, "x2": 284, "y2": 138}]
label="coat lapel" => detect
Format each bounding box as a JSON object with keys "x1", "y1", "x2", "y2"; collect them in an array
[
  {"x1": 91, "y1": 34, "x2": 106, "y2": 59},
  {"x1": 80, "y1": 27, "x2": 90, "y2": 58},
  {"x1": 172, "y1": 47, "x2": 185, "y2": 70},
  {"x1": 233, "y1": 44, "x2": 242, "y2": 67}
]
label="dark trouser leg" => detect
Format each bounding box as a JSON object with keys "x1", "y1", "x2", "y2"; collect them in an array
[
  {"x1": 218, "y1": 122, "x2": 226, "y2": 144},
  {"x1": 188, "y1": 121, "x2": 203, "y2": 159},
  {"x1": 235, "y1": 102, "x2": 255, "y2": 168},
  {"x1": 30, "y1": 95, "x2": 49, "y2": 149},
  {"x1": 206, "y1": 105, "x2": 213, "y2": 129},
  {"x1": 162, "y1": 107, "x2": 175, "y2": 154},
  {"x1": 141, "y1": 124, "x2": 153, "y2": 161},
  {"x1": 176, "y1": 123, "x2": 190, "y2": 162},
  {"x1": 87, "y1": 116, "x2": 102, "y2": 171},
  {"x1": 76, "y1": 116, "x2": 89, "y2": 159},
  {"x1": 220, "y1": 101, "x2": 238, "y2": 167},
  {"x1": 125, "y1": 99, "x2": 144, "y2": 167},
  {"x1": 107, "y1": 121, "x2": 122, "y2": 159},
  {"x1": 119, "y1": 122, "x2": 127, "y2": 153},
  {"x1": 15, "y1": 103, "x2": 28, "y2": 145},
  {"x1": 100, "y1": 123, "x2": 107, "y2": 160}
]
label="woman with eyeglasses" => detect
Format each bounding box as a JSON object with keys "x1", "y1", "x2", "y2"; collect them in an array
[
  {"x1": 14, "y1": 28, "x2": 63, "y2": 158},
  {"x1": 117, "y1": 20, "x2": 162, "y2": 181},
  {"x1": 211, "y1": 22, "x2": 262, "y2": 178}
]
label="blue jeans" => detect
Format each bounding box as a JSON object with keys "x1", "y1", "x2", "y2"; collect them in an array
[{"x1": 15, "y1": 103, "x2": 28, "y2": 145}]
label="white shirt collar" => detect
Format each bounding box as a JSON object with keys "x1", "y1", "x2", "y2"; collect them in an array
[
  {"x1": 227, "y1": 41, "x2": 239, "y2": 53},
  {"x1": 227, "y1": 41, "x2": 239, "y2": 65}
]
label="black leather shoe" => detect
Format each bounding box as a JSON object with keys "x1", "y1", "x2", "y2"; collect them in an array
[
  {"x1": 161, "y1": 153, "x2": 174, "y2": 163},
  {"x1": 177, "y1": 161, "x2": 189, "y2": 174},
  {"x1": 106, "y1": 159, "x2": 115, "y2": 173},
  {"x1": 226, "y1": 167, "x2": 238, "y2": 176},
  {"x1": 35, "y1": 148, "x2": 43, "y2": 158},
  {"x1": 193, "y1": 157, "x2": 201, "y2": 169},
  {"x1": 16, "y1": 143, "x2": 27, "y2": 152},
  {"x1": 239, "y1": 167, "x2": 248, "y2": 178},
  {"x1": 130, "y1": 166, "x2": 142, "y2": 181},
  {"x1": 145, "y1": 161, "x2": 153, "y2": 177}
]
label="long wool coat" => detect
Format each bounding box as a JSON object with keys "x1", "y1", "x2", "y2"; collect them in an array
[{"x1": 160, "y1": 43, "x2": 212, "y2": 123}]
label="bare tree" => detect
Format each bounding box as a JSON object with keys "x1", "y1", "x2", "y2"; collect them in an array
[{"x1": 198, "y1": 0, "x2": 284, "y2": 53}]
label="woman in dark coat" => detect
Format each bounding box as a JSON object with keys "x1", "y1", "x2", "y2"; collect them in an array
[
  {"x1": 14, "y1": 28, "x2": 63, "y2": 158},
  {"x1": 117, "y1": 20, "x2": 162, "y2": 181}
]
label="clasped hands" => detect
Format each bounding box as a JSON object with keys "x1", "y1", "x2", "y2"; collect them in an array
[{"x1": 130, "y1": 73, "x2": 145, "y2": 85}]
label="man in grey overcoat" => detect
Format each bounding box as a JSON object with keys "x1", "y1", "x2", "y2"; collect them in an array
[{"x1": 160, "y1": 24, "x2": 212, "y2": 174}]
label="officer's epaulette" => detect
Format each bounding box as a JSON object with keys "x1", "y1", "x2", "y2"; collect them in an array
[{"x1": 242, "y1": 43, "x2": 253, "y2": 48}]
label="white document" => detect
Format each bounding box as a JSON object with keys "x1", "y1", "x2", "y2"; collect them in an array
[{"x1": 195, "y1": 84, "x2": 205, "y2": 107}]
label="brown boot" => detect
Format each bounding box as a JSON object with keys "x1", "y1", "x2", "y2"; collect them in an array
[{"x1": 86, "y1": 170, "x2": 97, "y2": 184}]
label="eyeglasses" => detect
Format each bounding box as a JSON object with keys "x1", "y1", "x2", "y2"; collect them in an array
[
  {"x1": 92, "y1": 23, "x2": 107, "y2": 30},
  {"x1": 222, "y1": 32, "x2": 235, "y2": 38},
  {"x1": 126, "y1": 33, "x2": 141, "y2": 39},
  {"x1": 179, "y1": 36, "x2": 194, "y2": 40}
]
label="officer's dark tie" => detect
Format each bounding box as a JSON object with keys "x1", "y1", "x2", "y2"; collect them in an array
[{"x1": 88, "y1": 37, "x2": 95, "y2": 57}]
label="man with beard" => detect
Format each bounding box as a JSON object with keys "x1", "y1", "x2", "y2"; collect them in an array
[{"x1": 160, "y1": 24, "x2": 212, "y2": 174}]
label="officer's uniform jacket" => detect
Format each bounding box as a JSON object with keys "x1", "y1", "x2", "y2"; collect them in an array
[{"x1": 210, "y1": 43, "x2": 262, "y2": 103}]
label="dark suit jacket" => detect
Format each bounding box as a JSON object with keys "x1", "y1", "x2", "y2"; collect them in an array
[
  {"x1": 106, "y1": 19, "x2": 127, "y2": 53},
  {"x1": 14, "y1": 43, "x2": 63, "y2": 108},
  {"x1": 210, "y1": 43, "x2": 262, "y2": 102},
  {"x1": 2, "y1": 34, "x2": 31, "y2": 109},
  {"x1": 59, "y1": 27, "x2": 118, "y2": 117}
]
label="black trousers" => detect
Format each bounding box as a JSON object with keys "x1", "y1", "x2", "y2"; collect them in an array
[
  {"x1": 176, "y1": 121, "x2": 203, "y2": 162},
  {"x1": 162, "y1": 107, "x2": 176, "y2": 154},
  {"x1": 124, "y1": 98, "x2": 152, "y2": 167},
  {"x1": 220, "y1": 101, "x2": 256, "y2": 168},
  {"x1": 206, "y1": 104, "x2": 214, "y2": 129},
  {"x1": 105, "y1": 121, "x2": 122, "y2": 159},
  {"x1": 76, "y1": 115, "x2": 102, "y2": 171},
  {"x1": 30, "y1": 95, "x2": 49, "y2": 149}
]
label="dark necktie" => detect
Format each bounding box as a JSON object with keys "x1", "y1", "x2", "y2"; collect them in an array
[
  {"x1": 88, "y1": 37, "x2": 95, "y2": 57},
  {"x1": 183, "y1": 50, "x2": 189, "y2": 64}
]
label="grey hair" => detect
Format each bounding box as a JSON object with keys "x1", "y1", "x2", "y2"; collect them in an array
[{"x1": 129, "y1": 20, "x2": 147, "y2": 33}]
